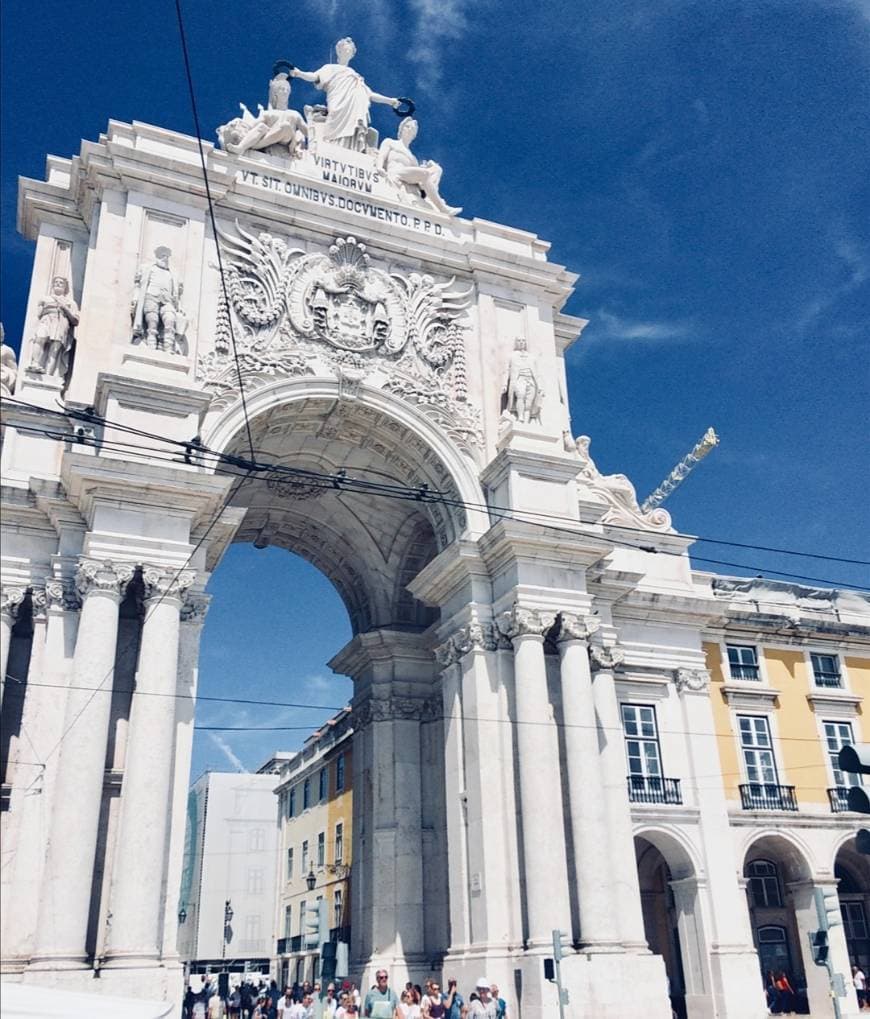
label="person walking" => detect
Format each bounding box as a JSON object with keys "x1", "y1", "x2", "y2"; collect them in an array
[
  {"x1": 854, "y1": 965, "x2": 867, "y2": 1010},
  {"x1": 364, "y1": 970, "x2": 398, "y2": 1018},
  {"x1": 441, "y1": 978, "x2": 465, "y2": 1019},
  {"x1": 422, "y1": 982, "x2": 445, "y2": 1019},
  {"x1": 489, "y1": 985, "x2": 506, "y2": 1019},
  {"x1": 467, "y1": 980, "x2": 496, "y2": 1019},
  {"x1": 396, "y1": 988, "x2": 422, "y2": 1019}
]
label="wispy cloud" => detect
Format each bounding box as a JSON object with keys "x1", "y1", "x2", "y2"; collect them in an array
[
  {"x1": 594, "y1": 308, "x2": 695, "y2": 342},
  {"x1": 407, "y1": 0, "x2": 471, "y2": 94},
  {"x1": 793, "y1": 230, "x2": 869, "y2": 337},
  {"x1": 208, "y1": 732, "x2": 247, "y2": 772}
]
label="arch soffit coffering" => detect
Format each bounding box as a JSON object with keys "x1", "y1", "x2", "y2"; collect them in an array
[{"x1": 202, "y1": 377, "x2": 490, "y2": 542}]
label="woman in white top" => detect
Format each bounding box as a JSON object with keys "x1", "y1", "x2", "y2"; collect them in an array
[{"x1": 395, "y1": 988, "x2": 422, "y2": 1019}]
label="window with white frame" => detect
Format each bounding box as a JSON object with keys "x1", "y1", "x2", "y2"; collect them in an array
[
  {"x1": 286, "y1": 847, "x2": 294, "y2": 881},
  {"x1": 842, "y1": 901, "x2": 869, "y2": 941},
  {"x1": 334, "y1": 822, "x2": 344, "y2": 865},
  {"x1": 246, "y1": 867, "x2": 264, "y2": 894},
  {"x1": 812, "y1": 653, "x2": 842, "y2": 688},
  {"x1": 727, "y1": 644, "x2": 760, "y2": 681},
  {"x1": 245, "y1": 914, "x2": 261, "y2": 942},
  {"x1": 317, "y1": 831, "x2": 325, "y2": 867},
  {"x1": 301, "y1": 840, "x2": 309, "y2": 874},
  {"x1": 284, "y1": 904, "x2": 293, "y2": 939},
  {"x1": 319, "y1": 766, "x2": 328, "y2": 801},
  {"x1": 288, "y1": 787, "x2": 296, "y2": 818},
  {"x1": 738, "y1": 715, "x2": 778, "y2": 785},
  {"x1": 333, "y1": 888, "x2": 343, "y2": 928},
  {"x1": 336, "y1": 753, "x2": 346, "y2": 792},
  {"x1": 303, "y1": 778, "x2": 311, "y2": 810},
  {"x1": 249, "y1": 827, "x2": 264, "y2": 852},
  {"x1": 621, "y1": 704, "x2": 663, "y2": 787},
  {"x1": 299, "y1": 899, "x2": 306, "y2": 934},
  {"x1": 824, "y1": 720, "x2": 862, "y2": 788},
  {"x1": 747, "y1": 859, "x2": 783, "y2": 907}
]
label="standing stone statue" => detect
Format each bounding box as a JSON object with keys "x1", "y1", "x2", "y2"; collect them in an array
[
  {"x1": 131, "y1": 246, "x2": 186, "y2": 353},
  {"x1": 503, "y1": 337, "x2": 543, "y2": 424},
  {"x1": 28, "y1": 276, "x2": 79, "y2": 378},
  {"x1": 1, "y1": 324, "x2": 18, "y2": 396},
  {"x1": 292, "y1": 38, "x2": 401, "y2": 150},
  {"x1": 218, "y1": 71, "x2": 307, "y2": 159},
  {"x1": 378, "y1": 118, "x2": 461, "y2": 217}
]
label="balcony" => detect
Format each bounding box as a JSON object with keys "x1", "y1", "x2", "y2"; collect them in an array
[
  {"x1": 739, "y1": 783, "x2": 798, "y2": 811},
  {"x1": 627, "y1": 775, "x2": 683, "y2": 805},
  {"x1": 813, "y1": 671, "x2": 842, "y2": 689},
  {"x1": 730, "y1": 664, "x2": 760, "y2": 681}
]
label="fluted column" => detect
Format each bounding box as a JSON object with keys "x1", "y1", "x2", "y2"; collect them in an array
[
  {"x1": 30, "y1": 559, "x2": 133, "y2": 970},
  {"x1": 497, "y1": 604, "x2": 571, "y2": 948},
  {"x1": 0, "y1": 585, "x2": 27, "y2": 706},
  {"x1": 3, "y1": 579, "x2": 80, "y2": 962},
  {"x1": 103, "y1": 566, "x2": 194, "y2": 967},
  {"x1": 589, "y1": 643, "x2": 648, "y2": 951},
  {"x1": 556, "y1": 614, "x2": 621, "y2": 950},
  {"x1": 161, "y1": 592, "x2": 209, "y2": 960},
  {"x1": 434, "y1": 639, "x2": 471, "y2": 953}
]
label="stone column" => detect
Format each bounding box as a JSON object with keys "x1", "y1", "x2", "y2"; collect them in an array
[
  {"x1": 556, "y1": 614, "x2": 621, "y2": 950},
  {"x1": 161, "y1": 592, "x2": 209, "y2": 961},
  {"x1": 30, "y1": 558, "x2": 133, "y2": 970},
  {"x1": 674, "y1": 668, "x2": 768, "y2": 1018},
  {"x1": 0, "y1": 585, "x2": 27, "y2": 705},
  {"x1": 3, "y1": 579, "x2": 80, "y2": 963},
  {"x1": 589, "y1": 643, "x2": 648, "y2": 951},
  {"x1": 668, "y1": 877, "x2": 712, "y2": 1019},
  {"x1": 103, "y1": 566, "x2": 194, "y2": 968},
  {"x1": 497, "y1": 604, "x2": 571, "y2": 948},
  {"x1": 434, "y1": 640, "x2": 471, "y2": 954}
]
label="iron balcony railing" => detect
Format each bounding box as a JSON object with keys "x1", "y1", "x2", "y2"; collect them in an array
[
  {"x1": 828, "y1": 786, "x2": 853, "y2": 812},
  {"x1": 739, "y1": 782, "x2": 798, "y2": 811},
  {"x1": 627, "y1": 775, "x2": 683, "y2": 805},
  {"x1": 730, "y1": 664, "x2": 760, "y2": 681},
  {"x1": 813, "y1": 671, "x2": 842, "y2": 688}
]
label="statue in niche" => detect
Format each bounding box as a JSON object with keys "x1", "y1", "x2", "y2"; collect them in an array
[
  {"x1": 131, "y1": 246, "x2": 187, "y2": 354},
  {"x1": 291, "y1": 37, "x2": 401, "y2": 151},
  {"x1": 218, "y1": 70, "x2": 307, "y2": 159},
  {"x1": 378, "y1": 118, "x2": 461, "y2": 217},
  {"x1": 28, "y1": 275, "x2": 79, "y2": 378},
  {"x1": 503, "y1": 336, "x2": 543, "y2": 424},
  {"x1": 1, "y1": 324, "x2": 18, "y2": 396}
]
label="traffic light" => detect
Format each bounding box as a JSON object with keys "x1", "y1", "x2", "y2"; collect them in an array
[
  {"x1": 837, "y1": 744, "x2": 870, "y2": 777},
  {"x1": 809, "y1": 929, "x2": 829, "y2": 966},
  {"x1": 552, "y1": 928, "x2": 571, "y2": 962},
  {"x1": 304, "y1": 898, "x2": 328, "y2": 950},
  {"x1": 815, "y1": 886, "x2": 842, "y2": 932}
]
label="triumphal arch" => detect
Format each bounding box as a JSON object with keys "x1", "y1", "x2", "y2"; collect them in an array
[{"x1": 1, "y1": 43, "x2": 771, "y2": 1017}]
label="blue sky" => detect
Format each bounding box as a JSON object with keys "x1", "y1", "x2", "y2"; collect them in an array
[{"x1": 2, "y1": 1, "x2": 868, "y2": 774}]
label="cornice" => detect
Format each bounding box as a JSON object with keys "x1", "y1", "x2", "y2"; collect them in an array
[{"x1": 720, "y1": 683, "x2": 781, "y2": 710}]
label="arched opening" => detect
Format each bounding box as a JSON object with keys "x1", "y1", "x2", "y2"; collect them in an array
[
  {"x1": 635, "y1": 831, "x2": 708, "y2": 1019},
  {"x1": 835, "y1": 837, "x2": 870, "y2": 972},
  {"x1": 743, "y1": 835, "x2": 813, "y2": 1015}
]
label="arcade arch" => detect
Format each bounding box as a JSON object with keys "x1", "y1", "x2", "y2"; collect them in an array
[{"x1": 834, "y1": 836, "x2": 870, "y2": 971}]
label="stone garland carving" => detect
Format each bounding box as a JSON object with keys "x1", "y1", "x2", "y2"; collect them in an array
[
  {"x1": 351, "y1": 695, "x2": 431, "y2": 728},
  {"x1": 131, "y1": 247, "x2": 188, "y2": 355},
  {"x1": 674, "y1": 668, "x2": 710, "y2": 694},
  {"x1": 28, "y1": 273, "x2": 79, "y2": 380},
  {"x1": 574, "y1": 435, "x2": 673, "y2": 533},
  {"x1": 196, "y1": 227, "x2": 483, "y2": 454},
  {"x1": 556, "y1": 612, "x2": 601, "y2": 644},
  {"x1": 141, "y1": 566, "x2": 197, "y2": 605},
  {"x1": 434, "y1": 621, "x2": 501, "y2": 666},
  {"x1": 588, "y1": 644, "x2": 626, "y2": 673},
  {"x1": 496, "y1": 604, "x2": 558, "y2": 642},
  {"x1": 75, "y1": 560, "x2": 136, "y2": 600},
  {"x1": 1, "y1": 324, "x2": 19, "y2": 396}
]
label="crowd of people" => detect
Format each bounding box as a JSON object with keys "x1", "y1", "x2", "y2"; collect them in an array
[{"x1": 182, "y1": 973, "x2": 508, "y2": 1019}]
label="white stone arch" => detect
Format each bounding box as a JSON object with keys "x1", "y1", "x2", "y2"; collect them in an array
[
  {"x1": 634, "y1": 822, "x2": 703, "y2": 881},
  {"x1": 202, "y1": 377, "x2": 490, "y2": 541},
  {"x1": 739, "y1": 828, "x2": 816, "y2": 883}
]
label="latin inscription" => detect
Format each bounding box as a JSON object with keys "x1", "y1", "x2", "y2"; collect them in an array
[{"x1": 236, "y1": 170, "x2": 444, "y2": 236}]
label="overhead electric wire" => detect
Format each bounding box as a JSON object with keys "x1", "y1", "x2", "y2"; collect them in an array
[
  {"x1": 5, "y1": 397, "x2": 869, "y2": 580},
  {"x1": 173, "y1": 0, "x2": 255, "y2": 460}
]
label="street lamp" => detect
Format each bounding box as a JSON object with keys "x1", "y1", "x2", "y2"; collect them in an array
[
  {"x1": 178, "y1": 906, "x2": 187, "y2": 924},
  {"x1": 306, "y1": 868, "x2": 317, "y2": 891}
]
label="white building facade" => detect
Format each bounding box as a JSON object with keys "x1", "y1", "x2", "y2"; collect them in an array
[
  {"x1": 179, "y1": 761, "x2": 290, "y2": 977},
  {"x1": 1, "y1": 43, "x2": 867, "y2": 1018}
]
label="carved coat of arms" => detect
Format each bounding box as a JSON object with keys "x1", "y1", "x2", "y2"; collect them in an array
[{"x1": 198, "y1": 222, "x2": 482, "y2": 453}]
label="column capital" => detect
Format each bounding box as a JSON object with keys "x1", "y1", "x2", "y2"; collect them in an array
[
  {"x1": 181, "y1": 591, "x2": 211, "y2": 624},
  {"x1": 434, "y1": 621, "x2": 499, "y2": 666},
  {"x1": 1, "y1": 585, "x2": 27, "y2": 621},
  {"x1": 674, "y1": 667, "x2": 710, "y2": 694},
  {"x1": 75, "y1": 558, "x2": 135, "y2": 601},
  {"x1": 589, "y1": 643, "x2": 625, "y2": 672},
  {"x1": 556, "y1": 611, "x2": 600, "y2": 645},
  {"x1": 496, "y1": 603, "x2": 557, "y2": 642},
  {"x1": 141, "y1": 565, "x2": 196, "y2": 607},
  {"x1": 44, "y1": 578, "x2": 81, "y2": 613}
]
